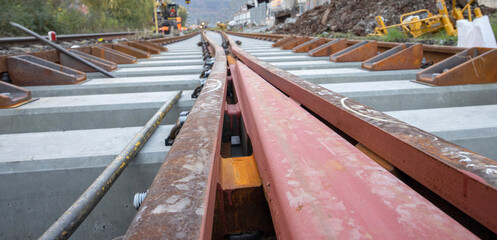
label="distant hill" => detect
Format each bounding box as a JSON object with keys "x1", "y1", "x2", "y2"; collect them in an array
[{"x1": 177, "y1": 0, "x2": 246, "y2": 24}]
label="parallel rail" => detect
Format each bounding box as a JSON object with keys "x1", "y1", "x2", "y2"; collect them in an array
[
  {"x1": 2, "y1": 30, "x2": 496, "y2": 238},
  {"x1": 0, "y1": 32, "x2": 136, "y2": 46},
  {"x1": 124, "y1": 31, "x2": 228, "y2": 239},
  {"x1": 223, "y1": 31, "x2": 497, "y2": 234}
]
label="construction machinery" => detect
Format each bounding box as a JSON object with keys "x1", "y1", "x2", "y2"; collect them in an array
[
  {"x1": 373, "y1": 0, "x2": 483, "y2": 38},
  {"x1": 217, "y1": 22, "x2": 227, "y2": 30},
  {"x1": 154, "y1": 0, "x2": 183, "y2": 35}
]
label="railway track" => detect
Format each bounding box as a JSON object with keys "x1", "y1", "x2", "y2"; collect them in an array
[
  {"x1": 0, "y1": 31, "x2": 496, "y2": 239},
  {"x1": 0, "y1": 32, "x2": 136, "y2": 47}
]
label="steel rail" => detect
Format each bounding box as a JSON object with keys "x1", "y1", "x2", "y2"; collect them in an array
[
  {"x1": 223, "y1": 32, "x2": 497, "y2": 234},
  {"x1": 0, "y1": 32, "x2": 135, "y2": 46},
  {"x1": 124, "y1": 31, "x2": 227, "y2": 239},
  {"x1": 229, "y1": 59, "x2": 476, "y2": 239},
  {"x1": 39, "y1": 91, "x2": 182, "y2": 240},
  {"x1": 10, "y1": 22, "x2": 116, "y2": 78}
]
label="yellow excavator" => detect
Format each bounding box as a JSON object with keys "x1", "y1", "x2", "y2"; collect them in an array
[{"x1": 373, "y1": 0, "x2": 483, "y2": 37}]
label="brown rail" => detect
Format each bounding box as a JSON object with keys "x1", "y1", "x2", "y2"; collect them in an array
[
  {"x1": 124, "y1": 31, "x2": 227, "y2": 239},
  {"x1": 223, "y1": 31, "x2": 497, "y2": 234}
]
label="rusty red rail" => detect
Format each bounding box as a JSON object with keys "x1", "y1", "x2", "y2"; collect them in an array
[
  {"x1": 230, "y1": 59, "x2": 475, "y2": 239},
  {"x1": 224, "y1": 32, "x2": 497, "y2": 234},
  {"x1": 123, "y1": 31, "x2": 226, "y2": 239}
]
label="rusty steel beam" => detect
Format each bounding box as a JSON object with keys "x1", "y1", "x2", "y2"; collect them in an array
[
  {"x1": 362, "y1": 43, "x2": 423, "y2": 71},
  {"x1": 91, "y1": 46, "x2": 137, "y2": 64},
  {"x1": 7, "y1": 55, "x2": 86, "y2": 86},
  {"x1": 59, "y1": 50, "x2": 117, "y2": 72},
  {"x1": 292, "y1": 37, "x2": 329, "y2": 53},
  {"x1": 110, "y1": 43, "x2": 151, "y2": 59},
  {"x1": 330, "y1": 40, "x2": 377, "y2": 62},
  {"x1": 0, "y1": 81, "x2": 31, "y2": 108},
  {"x1": 124, "y1": 31, "x2": 227, "y2": 239},
  {"x1": 308, "y1": 38, "x2": 348, "y2": 57},
  {"x1": 224, "y1": 33, "x2": 497, "y2": 234},
  {"x1": 417, "y1": 47, "x2": 497, "y2": 86},
  {"x1": 230, "y1": 59, "x2": 476, "y2": 239}
]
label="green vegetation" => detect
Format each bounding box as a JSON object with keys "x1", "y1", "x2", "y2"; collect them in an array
[
  {"x1": 490, "y1": 12, "x2": 497, "y2": 41},
  {"x1": 381, "y1": 28, "x2": 408, "y2": 42},
  {"x1": 0, "y1": 0, "x2": 174, "y2": 37}
]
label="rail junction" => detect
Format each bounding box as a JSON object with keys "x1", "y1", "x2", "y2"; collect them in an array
[{"x1": 0, "y1": 30, "x2": 496, "y2": 239}]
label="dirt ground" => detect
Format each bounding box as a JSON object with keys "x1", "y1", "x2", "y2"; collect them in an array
[{"x1": 272, "y1": 0, "x2": 496, "y2": 36}]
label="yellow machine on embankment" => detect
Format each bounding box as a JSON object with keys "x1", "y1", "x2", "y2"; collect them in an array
[{"x1": 373, "y1": 0, "x2": 483, "y2": 37}]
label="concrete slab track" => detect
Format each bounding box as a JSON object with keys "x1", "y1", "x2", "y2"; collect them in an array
[{"x1": 0, "y1": 34, "x2": 203, "y2": 239}]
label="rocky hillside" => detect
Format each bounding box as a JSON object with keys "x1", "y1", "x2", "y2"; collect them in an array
[{"x1": 273, "y1": 0, "x2": 496, "y2": 36}]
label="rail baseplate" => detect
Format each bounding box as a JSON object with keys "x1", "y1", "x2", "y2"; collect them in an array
[
  {"x1": 110, "y1": 43, "x2": 151, "y2": 58},
  {"x1": 60, "y1": 50, "x2": 117, "y2": 72},
  {"x1": 308, "y1": 39, "x2": 347, "y2": 57},
  {"x1": 362, "y1": 43, "x2": 423, "y2": 71},
  {"x1": 7, "y1": 55, "x2": 86, "y2": 86},
  {"x1": 292, "y1": 38, "x2": 329, "y2": 53},
  {"x1": 137, "y1": 40, "x2": 168, "y2": 51},
  {"x1": 91, "y1": 46, "x2": 137, "y2": 64},
  {"x1": 417, "y1": 47, "x2": 497, "y2": 86},
  {"x1": 280, "y1": 37, "x2": 311, "y2": 50},
  {"x1": 272, "y1": 36, "x2": 296, "y2": 48},
  {"x1": 330, "y1": 40, "x2": 377, "y2": 62},
  {"x1": 128, "y1": 41, "x2": 161, "y2": 54},
  {"x1": 0, "y1": 81, "x2": 31, "y2": 108}
]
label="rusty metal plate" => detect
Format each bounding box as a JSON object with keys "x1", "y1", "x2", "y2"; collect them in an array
[
  {"x1": 307, "y1": 39, "x2": 348, "y2": 57},
  {"x1": 59, "y1": 50, "x2": 117, "y2": 72},
  {"x1": 91, "y1": 46, "x2": 137, "y2": 64},
  {"x1": 417, "y1": 47, "x2": 497, "y2": 86},
  {"x1": 330, "y1": 40, "x2": 378, "y2": 62},
  {"x1": 138, "y1": 40, "x2": 168, "y2": 52},
  {"x1": 230, "y1": 32, "x2": 462, "y2": 64},
  {"x1": 272, "y1": 36, "x2": 296, "y2": 48},
  {"x1": 280, "y1": 37, "x2": 311, "y2": 50},
  {"x1": 7, "y1": 55, "x2": 86, "y2": 86},
  {"x1": 0, "y1": 81, "x2": 31, "y2": 108},
  {"x1": 111, "y1": 43, "x2": 150, "y2": 59},
  {"x1": 128, "y1": 42, "x2": 161, "y2": 54},
  {"x1": 362, "y1": 43, "x2": 423, "y2": 71},
  {"x1": 124, "y1": 31, "x2": 227, "y2": 239},
  {"x1": 230, "y1": 59, "x2": 476, "y2": 239},
  {"x1": 224, "y1": 33, "x2": 497, "y2": 234},
  {"x1": 292, "y1": 37, "x2": 329, "y2": 53}
]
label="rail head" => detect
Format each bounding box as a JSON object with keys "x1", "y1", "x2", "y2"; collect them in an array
[
  {"x1": 222, "y1": 32, "x2": 497, "y2": 234},
  {"x1": 124, "y1": 31, "x2": 227, "y2": 239}
]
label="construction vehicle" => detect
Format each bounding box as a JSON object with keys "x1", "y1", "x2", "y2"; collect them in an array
[
  {"x1": 217, "y1": 22, "x2": 227, "y2": 30},
  {"x1": 154, "y1": 0, "x2": 183, "y2": 35},
  {"x1": 373, "y1": 0, "x2": 483, "y2": 38}
]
